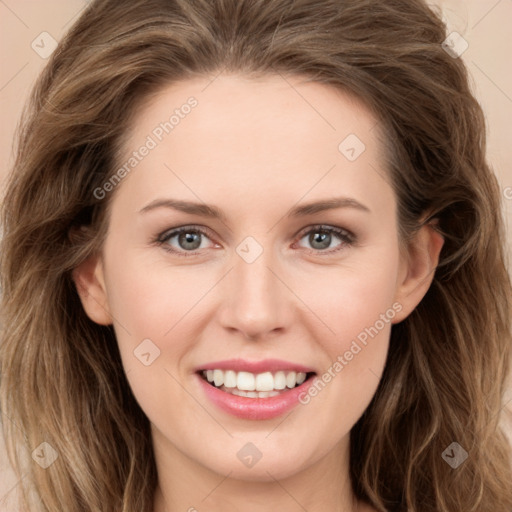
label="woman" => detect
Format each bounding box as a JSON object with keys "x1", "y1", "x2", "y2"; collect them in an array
[{"x1": 1, "y1": 0, "x2": 511, "y2": 511}]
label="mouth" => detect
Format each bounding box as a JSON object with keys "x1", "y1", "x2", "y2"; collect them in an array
[
  {"x1": 195, "y1": 358, "x2": 318, "y2": 419},
  {"x1": 198, "y1": 369, "x2": 317, "y2": 398}
]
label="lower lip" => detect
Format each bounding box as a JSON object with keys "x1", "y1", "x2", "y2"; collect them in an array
[{"x1": 196, "y1": 373, "x2": 315, "y2": 420}]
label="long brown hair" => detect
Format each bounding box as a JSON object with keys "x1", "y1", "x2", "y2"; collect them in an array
[{"x1": 1, "y1": 0, "x2": 511, "y2": 510}]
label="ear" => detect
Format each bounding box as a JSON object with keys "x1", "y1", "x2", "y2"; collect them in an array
[
  {"x1": 392, "y1": 222, "x2": 444, "y2": 324},
  {"x1": 72, "y1": 254, "x2": 112, "y2": 325}
]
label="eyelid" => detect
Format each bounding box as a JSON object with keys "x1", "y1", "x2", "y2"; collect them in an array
[
  {"x1": 157, "y1": 224, "x2": 215, "y2": 244},
  {"x1": 295, "y1": 223, "x2": 355, "y2": 242}
]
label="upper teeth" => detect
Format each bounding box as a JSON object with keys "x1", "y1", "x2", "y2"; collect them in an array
[{"x1": 203, "y1": 369, "x2": 307, "y2": 391}]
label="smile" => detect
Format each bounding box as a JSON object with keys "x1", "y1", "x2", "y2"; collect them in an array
[
  {"x1": 200, "y1": 369, "x2": 312, "y2": 398},
  {"x1": 195, "y1": 359, "x2": 317, "y2": 420}
]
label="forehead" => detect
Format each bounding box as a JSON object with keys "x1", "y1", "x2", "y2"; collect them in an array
[
  {"x1": 112, "y1": 74, "x2": 392, "y2": 217},
  {"x1": 127, "y1": 73, "x2": 381, "y2": 150}
]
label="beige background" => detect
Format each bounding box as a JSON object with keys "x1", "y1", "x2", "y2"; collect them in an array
[{"x1": 1, "y1": 0, "x2": 512, "y2": 509}]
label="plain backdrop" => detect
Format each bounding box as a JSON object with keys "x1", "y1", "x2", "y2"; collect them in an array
[{"x1": 1, "y1": 0, "x2": 511, "y2": 510}]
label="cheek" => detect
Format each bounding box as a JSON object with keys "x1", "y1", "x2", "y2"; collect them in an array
[
  {"x1": 101, "y1": 248, "x2": 215, "y2": 400},
  {"x1": 103, "y1": 254, "x2": 205, "y2": 419},
  {"x1": 293, "y1": 249, "x2": 399, "y2": 413},
  {"x1": 105, "y1": 254, "x2": 207, "y2": 337},
  {"x1": 298, "y1": 256, "x2": 399, "y2": 356}
]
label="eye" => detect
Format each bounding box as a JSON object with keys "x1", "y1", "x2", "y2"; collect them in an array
[
  {"x1": 295, "y1": 225, "x2": 355, "y2": 254},
  {"x1": 155, "y1": 224, "x2": 355, "y2": 257},
  {"x1": 156, "y1": 225, "x2": 217, "y2": 256}
]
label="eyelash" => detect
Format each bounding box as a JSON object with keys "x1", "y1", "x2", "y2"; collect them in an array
[{"x1": 154, "y1": 224, "x2": 356, "y2": 257}]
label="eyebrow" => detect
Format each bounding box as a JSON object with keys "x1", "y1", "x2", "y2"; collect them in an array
[{"x1": 139, "y1": 196, "x2": 371, "y2": 220}]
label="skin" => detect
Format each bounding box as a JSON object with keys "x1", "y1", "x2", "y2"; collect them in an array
[{"x1": 74, "y1": 74, "x2": 444, "y2": 512}]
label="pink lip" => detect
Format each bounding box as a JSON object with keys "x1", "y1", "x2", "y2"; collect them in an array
[
  {"x1": 195, "y1": 358, "x2": 315, "y2": 374},
  {"x1": 195, "y1": 364, "x2": 317, "y2": 421},
  {"x1": 197, "y1": 374, "x2": 315, "y2": 420}
]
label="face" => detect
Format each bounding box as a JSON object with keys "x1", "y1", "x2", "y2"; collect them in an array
[{"x1": 75, "y1": 74, "x2": 442, "y2": 483}]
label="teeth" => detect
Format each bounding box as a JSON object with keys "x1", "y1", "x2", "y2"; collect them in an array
[
  {"x1": 237, "y1": 371, "x2": 255, "y2": 391},
  {"x1": 274, "y1": 371, "x2": 286, "y2": 390},
  {"x1": 286, "y1": 371, "x2": 297, "y2": 388},
  {"x1": 202, "y1": 369, "x2": 309, "y2": 393},
  {"x1": 255, "y1": 372, "x2": 274, "y2": 391},
  {"x1": 221, "y1": 386, "x2": 281, "y2": 398},
  {"x1": 213, "y1": 369, "x2": 224, "y2": 387},
  {"x1": 224, "y1": 370, "x2": 237, "y2": 388}
]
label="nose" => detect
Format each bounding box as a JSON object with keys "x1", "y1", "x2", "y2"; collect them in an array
[{"x1": 217, "y1": 243, "x2": 291, "y2": 341}]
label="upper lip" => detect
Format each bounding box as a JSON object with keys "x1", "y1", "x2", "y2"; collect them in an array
[{"x1": 195, "y1": 358, "x2": 316, "y2": 374}]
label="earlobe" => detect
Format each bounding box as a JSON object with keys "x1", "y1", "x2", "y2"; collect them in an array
[
  {"x1": 392, "y1": 223, "x2": 444, "y2": 324},
  {"x1": 72, "y1": 254, "x2": 112, "y2": 326}
]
